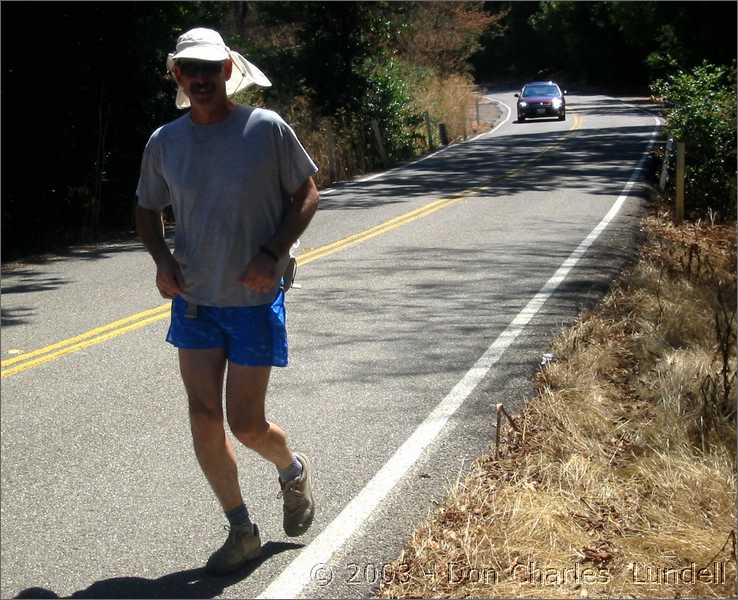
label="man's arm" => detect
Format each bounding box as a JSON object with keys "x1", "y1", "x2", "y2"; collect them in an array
[
  {"x1": 239, "y1": 177, "x2": 320, "y2": 293},
  {"x1": 135, "y1": 205, "x2": 185, "y2": 299},
  {"x1": 265, "y1": 176, "x2": 320, "y2": 258}
]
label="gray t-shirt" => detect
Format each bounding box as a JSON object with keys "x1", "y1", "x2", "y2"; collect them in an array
[{"x1": 136, "y1": 105, "x2": 318, "y2": 307}]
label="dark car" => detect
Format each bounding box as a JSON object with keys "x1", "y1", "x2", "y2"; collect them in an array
[{"x1": 514, "y1": 81, "x2": 566, "y2": 122}]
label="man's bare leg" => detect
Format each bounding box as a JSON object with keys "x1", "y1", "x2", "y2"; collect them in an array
[
  {"x1": 178, "y1": 348, "x2": 243, "y2": 511},
  {"x1": 224, "y1": 363, "x2": 293, "y2": 470},
  {"x1": 225, "y1": 361, "x2": 315, "y2": 537},
  {"x1": 179, "y1": 349, "x2": 262, "y2": 573}
]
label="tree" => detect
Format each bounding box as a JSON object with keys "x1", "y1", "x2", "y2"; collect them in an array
[
  {"x1": 395, "y1": 2, "x2": 500, "y2": 76},
  {"x1": 1, "y1": 2, "x2": 228, "y2": 260},
  {"x1": 471, "y1": 1, "x2": 737, "y2": 87}
]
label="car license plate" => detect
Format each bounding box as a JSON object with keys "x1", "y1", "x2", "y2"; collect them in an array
[{"x1": 536, "y1": 108, "x2": 546, "y2": 114}]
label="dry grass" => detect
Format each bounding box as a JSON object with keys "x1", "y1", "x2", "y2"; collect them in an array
[
  {"x1": 410, "y1": 72, "x2": 482, "y2": 144},
  {"x1": 378, "y1": 203, "x2": 736, "y2": 599}
]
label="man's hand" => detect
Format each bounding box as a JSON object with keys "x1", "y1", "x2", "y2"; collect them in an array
[
  {"x1": 237, "y1": 176, "x2": 318, "y2": 295},
  {"x1": 135, "y1": 206, "x2": 186, "y2": 299},
  {"x1": 239, "y1": 252, "x2": 282, "y2": 294},
  {"x1": 156, "y1": 255, "x2": 186, "y2": 299}
]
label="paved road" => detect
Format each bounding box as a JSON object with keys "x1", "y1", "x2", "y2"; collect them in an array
[{"x1": 1, "y1": 89, "x2": 661, "y2": 599}]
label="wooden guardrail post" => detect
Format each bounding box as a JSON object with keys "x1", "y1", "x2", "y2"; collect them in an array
[
  {"x1": 438, "y1": 123, "x2": 449, "y2": 146},
  {"x1": 659, "y1": 138, "x2": 673, "y2": 191},
  {"x1": 370, "y1": 119, "x2": 388, "y2": 167},
  {"x1": 675, "y1": 141, "x2": 685, "y2": 224},
  {"x1": 424, "y1": 111, "x2": 434, "y2": 150},
  {"x1": 358, "y1": 125, "x2": 368, "y2": 173},
  {"x1": 495, "y1": 403, "x2": 521, "y2": 459},
  {"x1": 326, "y1": 122, "x2": 338, "y2": 183}
]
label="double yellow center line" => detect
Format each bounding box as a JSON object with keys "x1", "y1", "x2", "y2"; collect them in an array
[
  {"x1": 2, "y1": 114, "x2": 582, "y2": 379},
  {"x1": 0, "y1": 304, "x2": 172, "y2": 378},
  {"x1": 0, "y1": 197, "x2": 469, "y2": 379}
]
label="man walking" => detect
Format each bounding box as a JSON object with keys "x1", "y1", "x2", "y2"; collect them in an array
[{"x1": 135, "y1": 28, "x2": 319, "y2": 575}]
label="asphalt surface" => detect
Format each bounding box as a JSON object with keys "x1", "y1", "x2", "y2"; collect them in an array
[{"x1": 1, "y1": 88, "x2": 662, "y2": 599}]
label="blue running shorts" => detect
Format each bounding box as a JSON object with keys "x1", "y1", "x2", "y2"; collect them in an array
[{"x1": 166, "y1": 291, "x2": 288, "y2": 367}]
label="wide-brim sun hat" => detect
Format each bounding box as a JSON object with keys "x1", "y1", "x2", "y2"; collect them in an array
[{"x1": 166, "y1": 27, "x2": 271, "y2": 109}]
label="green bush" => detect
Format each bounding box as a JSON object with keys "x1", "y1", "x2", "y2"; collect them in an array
[
  {"x1": 358, "y1": 57, "x2": 421, "y2": 161},
  {"x1": 652, "y1": 62, "x2": 737, "y2": 220}
]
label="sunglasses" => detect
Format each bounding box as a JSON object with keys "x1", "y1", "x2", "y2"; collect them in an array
[{"x1": 176, "y1": 60, "x2": 224, "y2": 77}]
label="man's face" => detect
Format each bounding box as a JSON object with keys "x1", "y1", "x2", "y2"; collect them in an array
[{"x1": 174, "y1": 59, "x2": 232, "y2": 107}]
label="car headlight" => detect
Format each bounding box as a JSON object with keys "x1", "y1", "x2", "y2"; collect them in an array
[
  {"x1": 519, "y1": 101, "x2": 528, "y2": 107},
  {"x1": 552, "y1": 98, "x2": 562, "y2": 109}
]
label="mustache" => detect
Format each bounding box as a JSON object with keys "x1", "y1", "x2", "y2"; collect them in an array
[{"x1": 190, "y1": 83, "x2": 215, "y2": 94}]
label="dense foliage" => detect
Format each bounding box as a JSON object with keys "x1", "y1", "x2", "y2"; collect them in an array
[
  {"x1": 472, "y1": 1, "x2": 737, "y2": 87},
  {"x1": 2, "y1": 2, "x2": 229, "y2": 259},
  {"x1": 652, "y1": 62, "x2": 737, "y2": 218},
  {"x1": 237, "y1": 2, "x2": 423, "y2": 162}
]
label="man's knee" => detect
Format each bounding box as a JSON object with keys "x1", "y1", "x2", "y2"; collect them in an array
[
  {"x1": 228, "y1": 418, "x2": 269, "y2": 449},
  {"x1": 189, "y1": 403, "x2": 225, "y2": 442}
]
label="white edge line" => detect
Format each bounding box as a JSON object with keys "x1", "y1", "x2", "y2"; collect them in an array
[
  {"x1": 320, "y1": 96, "x2": 511, "y2": 194},
  {"x1": 259, "y1": 113, "x2": 661, "y2": 600}
]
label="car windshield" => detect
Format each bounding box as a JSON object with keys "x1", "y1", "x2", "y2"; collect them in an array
[{"x1": 522, "y1": 85, "x2": 559, "y2": 98}]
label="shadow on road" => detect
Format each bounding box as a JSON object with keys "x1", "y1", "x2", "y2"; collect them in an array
[
  {"x1": 0, "y1": 236, "x2": 169, "y2": 327},
  {"x1": 2, "y1": 272, "x2": 70, "y2": 295},
  {"x1": 13, "y1": 540, "x2": 302, "y2": 599},
  {"x1": 3, "y1": 238, "x2": 147, "y2": 270},
  {"x1": 1, "y1": 306, "x2": 37, "y2": 327},
  {"x1": 291, "y1": 210, "x2": 644, "y2": 387},
  {"x1": 317, "y1": 119, "x2": 660, "y2": 213}
]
